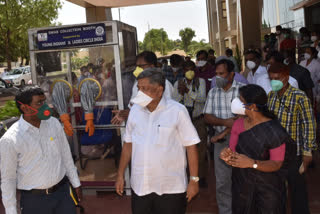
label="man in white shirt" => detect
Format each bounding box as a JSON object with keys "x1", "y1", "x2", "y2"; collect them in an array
[
  {"x1": 245, "y1": 50, "x2": 299, "y2": 93},
  {"x1": 0, "y1": 86, "x2": 81, "y2": 214},
  {"x1": 172, "y1": 60, "x2": 208, "y2": 188},
  {"x1": 245, "y1": 50, "x2": 269, "y2": 85},
  {"x1": 115, "y1": 69, "x2": 200, "y2": 214},
  {"x1": 111, "y1": 51, "x2": 173, "y2": 125}
]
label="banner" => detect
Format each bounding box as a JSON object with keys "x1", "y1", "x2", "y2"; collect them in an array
[{"x1": 37, "y1": 23, "x2": 107, "y2": 50}]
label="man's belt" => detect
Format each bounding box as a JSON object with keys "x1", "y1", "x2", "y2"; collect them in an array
[{"x1": 21, "y1": 176, "x2": 68, "y2": 195}]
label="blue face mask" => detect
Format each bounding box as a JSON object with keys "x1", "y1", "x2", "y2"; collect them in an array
[{"x1": 270, "y1": 80, "x2": 284, "y2": 92}]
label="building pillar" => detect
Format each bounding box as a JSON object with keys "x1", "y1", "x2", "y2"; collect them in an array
[
  {"x1": 86, "y1": 7, "x2": 113, "y2": 23},
  {"x1": 238, "y1": 0, "x2": 261, "y2": 51}
]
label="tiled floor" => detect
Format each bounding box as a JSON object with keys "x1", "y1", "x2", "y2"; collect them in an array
[{"x1": 0, "y1": 153, "x2": 319, "y2": 214}]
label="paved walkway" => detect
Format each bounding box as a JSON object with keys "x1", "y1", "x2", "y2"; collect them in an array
[{"x1": 0, "y1": 153, "x2": 319, "y2": 214}]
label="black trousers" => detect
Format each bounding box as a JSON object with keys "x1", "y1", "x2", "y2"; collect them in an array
[
  {"x1": 20, "y1": 183, "x2": 76, "y2": 214},
  {"x1": 131, "y1": 191, "x2": 187, "y2": 214},
  {"x1": 287, "y1": 156, "x2": 310, "y2": 214}
]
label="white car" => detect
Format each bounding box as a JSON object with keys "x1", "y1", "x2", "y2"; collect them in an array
[{"x1": 3, "y1": 66, "x2": 31, "y2": 87}]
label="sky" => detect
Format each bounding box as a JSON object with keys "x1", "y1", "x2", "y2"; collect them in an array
[{"x1": 56, "y1": 0, "x2": 209, "y2": 42}]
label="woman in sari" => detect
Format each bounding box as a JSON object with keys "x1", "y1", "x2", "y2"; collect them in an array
[{"x1": 220, "y1": 84, "x2": 296, "y2": 214}]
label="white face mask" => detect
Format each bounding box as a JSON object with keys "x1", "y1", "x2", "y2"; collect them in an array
[
  {"x1": 84, "y1": 71, "x2": 90, "y2": 77},
  {"x1": 311, "y1": 36, "x2": 318, "y2": 42},
  {"x1": 246, "y1": 60, "x2": 256, "y2": 70},
  {"x1": 130, "y1": 90, "x2": 153, "y2": 107},
  {"x1": 304, "y1": 53, "x2": 311, "y2": 60},
  {"x1": 231, "y1": 97, "x2": 246, "y2": 115},
  {"x1": 196, "y1": 60, "x2": 207, "y2": 67},
  {"x1": 172, "y1": 67, "x2": 180, "y2": 72}
]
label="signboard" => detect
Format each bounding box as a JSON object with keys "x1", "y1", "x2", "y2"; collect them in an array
[{"x1": 37, "y1": 23, "x2": 106, "y2": 50}]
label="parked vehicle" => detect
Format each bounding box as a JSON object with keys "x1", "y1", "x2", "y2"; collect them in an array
[{"x1": 2, "y1": 66, "x2": 31, "y2": 87}]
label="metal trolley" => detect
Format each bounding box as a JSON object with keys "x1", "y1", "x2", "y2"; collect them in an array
[{"x1": 28, "y1": 21, "x2": 137, "y2": 195}]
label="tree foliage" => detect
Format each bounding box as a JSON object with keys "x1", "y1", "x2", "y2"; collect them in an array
[
  {"x1": 179, "y1": 27, "x2": 196, "y2": 52},
  {"x1": 139, "y1": 27, "x2": 211, "y2": 57},
  {"x1": 142, "y1": 28, "x2": 171, "y2": 55},
  {"x1": 0, "y1": 0, "x2": 62, "y2": 69},
  {"x1": 71, "y1": 56, "x2": 89, "y2": 70},
  {"x1": 0, "y1": 100, "x2": 20, "y2": 121},
  {"x1": 187, "y1": 39, "x2": 212, "y2": 57}
]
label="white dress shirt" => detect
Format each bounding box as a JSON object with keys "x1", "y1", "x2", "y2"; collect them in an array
[
  {"x1": 0, "y1": 116, "x2": 80, "y2": 214},
  {"x1": 124, "y1": 97, "x2": 200, "y2": 196},
  {"x1": 247, "y1": 65, "x2": 268, "y2": 84},
  {"x1": 300, "y1": 59, "x2": 320, "y2": 96}
]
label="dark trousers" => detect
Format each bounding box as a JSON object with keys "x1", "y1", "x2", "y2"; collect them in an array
[
  {"x1": 287, "y1": 156, "x2": 310, "y2": 214},
  {"x1": 192, "y1": 117, "x2": 208, "y2": 179},
  {"x1": 131, "y1": 191, "x2": 187, "y2": 214},
  {"x1": 20, "y1": 183, "x2": 76, "y2": 214}
]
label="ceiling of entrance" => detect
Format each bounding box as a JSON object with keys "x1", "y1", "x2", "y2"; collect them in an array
[{"x1": 66, "y1": 0, "x2": 190, "y2": 8}]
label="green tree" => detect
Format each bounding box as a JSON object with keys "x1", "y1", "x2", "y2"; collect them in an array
[
  {"x1": 138, "y1": 41, "x2": 144, "y2": 53},
  {"x1": 142, "y1": 28, "x2": 170, "y2": 55},
  {"x1": 187, "y1": 39, "x2": 212, "y2": 57},
  {"x1": 0, "y1": 0, "x2": 62, "y2": 69},
  {"x1": 179, "y1": 27, "x2": 196, "y2": 52},
  {"x1": 71, "y1": 56, "x2": 89, "y2": 70}
]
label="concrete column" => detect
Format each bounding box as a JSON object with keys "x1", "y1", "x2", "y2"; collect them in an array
[
  {"x1": 238, "y1": 0, "x2": 261, "y2": 51},
  {"x1": 215, "y1": 0, "x2": 222, "y2": 55},
  {"x1": 86, "y1": 7, "x2": 113, "y2": 23}
]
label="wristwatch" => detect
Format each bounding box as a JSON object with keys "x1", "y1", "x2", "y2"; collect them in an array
[
  {"x1": 253, "y1": 160, "x2": 258, "y2": 169},
  {"x1": 190, "y1": 176, "x2": 200, "y2": 182}
]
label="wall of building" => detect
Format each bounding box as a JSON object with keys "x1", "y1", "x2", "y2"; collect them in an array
[
  {"x1": 206, "y1": 0, "x2": 320, "y2": 58},
  {"x1": 206, "y1": 0, "x2": 261, "y2": 56}
]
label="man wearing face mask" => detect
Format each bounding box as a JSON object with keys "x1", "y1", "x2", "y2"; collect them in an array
[
  {"x1": 195, "y1": 50, "x2": 216, "y2": 94},
  {"x1": 172, "y1": 60, "x2": 208, "y2": 188},
  {"x1": 203, "y1": 59, "x2": 246, "y2": 214},
  {"x1": 275, "y1": 50, "x2": 314, "y2": 102},
  {"x1": 300, "y1": 47, "x2": 320, "y2": 99},
  {"x1": 311, "y1": 31, "x2": 319, "y2": 48},
  {"x1": 111, "y1": 51, "x2": 174, "y2": 125},
  {"x1": 0, "y1": 86, "x2": 81, "y2": 214},
  {"x1": 264, "y1": 51, "x2": 299, "y2": 92},
  {"x1": 267, "y1": 63, "x2": 317, "y2": 214},
  {"x1": 164, "y1": 54, "x2": 184, "y2": 85},
  {"x1": 78, "y1": 65, "x2": 89, "y2": 83},
  {"x1": 115, "y1": 69, "x2": 200, "y2": 214},
  {"x1": 131, "y1": 51, "x2": 173, "y2": 101},
  {"x1": 245, "y1": 50, "x2": 268, "y2": 85},
  {"x1": 211, "y1": 56, "x2": 248, "y2": 89}
]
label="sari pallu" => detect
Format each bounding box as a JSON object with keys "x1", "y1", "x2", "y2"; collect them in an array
[{"x1": 232, "y1": 120, "x2": 296, "y2": 214}]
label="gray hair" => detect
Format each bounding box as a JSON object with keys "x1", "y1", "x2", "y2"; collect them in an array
[{"x1": 137, "y1": 67, "x2": 166, "y2": 91}]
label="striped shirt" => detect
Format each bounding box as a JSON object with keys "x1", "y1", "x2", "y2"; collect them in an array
[
  {"x1": 203, "y1": 80, "x2": 245, "y2": 132},
  {"x1": 172, "y1": 77, "x2": 207, "y2": 118},
  {"x1": 0, "y1": 116, "x2": 81, "y2": 214},
  {"x1": 267, "y1": 85, "x2": 317, "y2": 156},
  {"x1": 163, "y1": 67, "x2": 184, "y2": 85}
]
